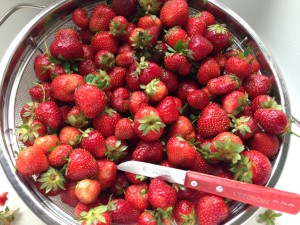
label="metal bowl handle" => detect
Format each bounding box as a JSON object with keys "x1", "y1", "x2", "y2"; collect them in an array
[{"x1": 0, "y1": 3, "x2": 45, "y2": 27}]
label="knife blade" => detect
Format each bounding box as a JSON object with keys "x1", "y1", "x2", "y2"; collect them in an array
[{"x1": 117, "y1": 161, "x2": 300, "y2": 215}]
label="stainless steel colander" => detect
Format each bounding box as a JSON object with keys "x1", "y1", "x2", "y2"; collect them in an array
[{"x1": 0, "y1": 0, "x2": 292, "y2": 224}]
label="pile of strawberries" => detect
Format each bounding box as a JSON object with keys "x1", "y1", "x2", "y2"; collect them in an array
[{"x1": 14, "y1": 0, "x2": 293, "y2": 224}]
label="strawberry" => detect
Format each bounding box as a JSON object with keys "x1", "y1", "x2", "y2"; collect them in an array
[
  {"x1": 167, "y1": 136, "x2": 197, "y2": 168},
  {"x1": 109, "y1": 16, "x2": 128, "y2": 38},
  {"x1": 164, "y1": 53, "x2": 193, "y2": 76},
  {"x1": 212, "y1": 52, "x2": 227, "y2": 72},
  {"x1": 35, "y1": 101, "x2": 62, "y2": 129},
  {"x1": 141, "y1": 79, "x2": 168, "y2": 102},
  {"x1": 112, "y1": 0, "x2": 137, "y2": 18},
  {"x1": 51, "y1": 74, "x2": 85, "y2": 102},
  {"x1": 176, "y1": 79, "x2": 199, "y2": 101},
  {"x1": 197, "y1": 57, "x2": 220, "y2": 85},
  {"x1": 110, "y1": 87, "x2": 130, "y2": 114},
  {"x1": 196, "y1": 194, "x2": 230, "y2": 225},
  {"x1": 108, "y1": 199, "x2": 140, "y2": 224},
  {"x1": 204, "y1": 24, "x2": 231, "y2": 53},
  {"x1": 65, "y1": 148, "x2": 99, "y2": 181},
  {"x1": 48, "y1": 144, "x2": 73, "y2": 168},
  {"x1": 254, "y1": 108, "x2": 288, "y2": 135},
  {"x1": 72, "y1": 8, "x2": 89, "y2": 29},
  {"x1": 92, "y1": 108, "x2": 121, "y2": 138},
  {"x1": 126, "y1": 62, "x2": 141, "y2": 90},
  {"x1": 230, "y1": 115, "x2": 260, "y2": 140},
  {"x1": 55, "y1": 27, "x2": 79, "y2": 40},
  {"x1": 34, "y1": 53, "x2": 51, "y2": 82},
  {"x1": 107, "y1": 67, "x2": 127, "y2": 91},
  {"x1": 78, "y1": 59, "x2": 97, "y2": 76},
  {"x1": 199, "y1": 11, "x2": 216, "y2": 27},
  {"x1": 164, "y1": 27, "x2": 188, "y2": 49},
  {"x1": 138, "y1": 59, "x2": 162, "y2": 85},
  {"x1": 29, "y1": 82, "x2": 53, "y2": 102},
  {"x1": 187, "y1": 89, "x2": 210, "y2": 110},
  {"x1": 125, "y1": 182, "x2": 150, "y2": 211},
  {"x1": 92, "y1": 31, "x2": 119, "y2": 54},
  {"x1": 33, "y1": 134, "x2": 60, "y2": 155},
  {"x1": 105, "y1": 136, "x2": 128, "y2": 162},
  {"x1": 225, "y1": 56, "x2": 252, "y2": 79},
  {"x1": 125, "y1": 171, "x2": 148, "y2": 184},
  {"x1": 75, "y1": 179, "x2": 101, "y2": 204},
  {"x1": 74, "y1": 84, "x2": 107, "y2": 119},
  {"x1": 230, "y1": 150, "x2": 272, "y2": 185},
  {"x1": 129, "y1": 28, "x2": 155, "y2": 50},
  {"x1": 115, "y1": 118, "x2": 135, "y2": 140},
  {"x1": 207, "y1": 74, "x2": 241, "y2": 95},
  {"x1": 16, "y1": 146, "x2": 49, "y2": 176},
  {"x1": 186, "y1": 14, "x2": 206, "y2": 37},
  {"x1": 246, "y1": 54, "x2": 261, "y2": 73},
  {"x1": 80, "y1": 129, "x2": 106, "y2": 158},
  {"x1": 137, "y1": 15, "x2": 163, "y2": 32},
  {"x1": 168, "y1": 116, "x2": 195, "y2": 141},
  {"x1": 190, "y1": 151, "x2": 214, "y2": 174},
  {"x1": 159, "y1": 0, "x2": 189, "y2": 28},
  {"x1": 60, "y1": 105, "x2": 72, "y2": 127},
  {"x1": 67, "y1": 106, "x2": 89, "y2": 128},
  {"x1": 59, "y1": 126, "x2": 81, "y2": 146},
  {"x1": 139, "y1": 0, "x2": 163, "y2": 14},
  {"x1": 115, "y1": 51, "x2": 135, "y2": 68},
  {"x1": 173, "y1": 200, "x2": 196, "y2": 225},
  {"x1": 138, "y1": 210, "x2": 158, "y2": 225},
  {"x1": 0, "y1": 192, "x2": 8, "y2": 206},
  {"x1": 160, "y1": 68, "x2": 179, "y2": 93},
  {"x1": 132, "y1": 140, "x2": 164, "y2": 163},
  {"x1": 129, "y1": 91, "x2": 150, "y2": 115},
  {"x1": 94, "y1": 50, "x2": 115, "y2": 71},
  {"x1": 89, "y1": 4, "x2": 116, "y2": 33},
  {"x1": 134, "y1": 106, "x2": 165, "y2": 141},
  {"x1": 222, "y1": 90, "x2": 249, "y2": 116},
  {"x1": 187, "y1": 35, "x2": 213, "y2": 61},
  {"x1": 148, "y1": 178, "x2": 177, "y2": 209},
  {"x1": 243, "y1": 74, "x2": 271, "y2": 100},
  {"x1": 20, "y1": 101, "x2": 39, "y2": 121},
  {"x1": 110, "y1": 173, "x2": 131, "y2": 196},
  {"x1": 197, "y1": 103, "x2": 231, "y2": 138},
  {"x1": 97, "y1": 159, "x2": 117, "y2": 190},
  {"x1": 79, "y1": 205, "x2": 112, "y2": 225},
  {"x1": 60, "y1": 182, "x2": 80, "y2": 207},
  {"x1": 156, "y1": 96, "x2": 180, "y2": 124},
  {"x1": 251, "y1": 95, "x2": 282, "y2": 112}
]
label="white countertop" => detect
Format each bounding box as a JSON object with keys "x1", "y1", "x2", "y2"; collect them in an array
[{"x1": 0, "y1": 0, "x2": 299, "y2": 224}]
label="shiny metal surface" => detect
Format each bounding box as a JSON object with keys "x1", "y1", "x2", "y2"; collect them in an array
[{"x1": 0, "y1": 0, "x2": 291, "y2": 224}]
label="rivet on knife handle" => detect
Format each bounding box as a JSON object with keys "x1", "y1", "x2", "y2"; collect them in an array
[{"x1": 185, "y1": 171, "x2": 300, "y2": 215}]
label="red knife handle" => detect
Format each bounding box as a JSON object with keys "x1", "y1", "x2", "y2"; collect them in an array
[{"x1": 185, "y1": 171, "x2": 300, "y2": 215}]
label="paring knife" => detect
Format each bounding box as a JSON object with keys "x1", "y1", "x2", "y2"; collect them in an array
[{"x1": 117, "y1": 161, "x2": 300, "y2": 215}]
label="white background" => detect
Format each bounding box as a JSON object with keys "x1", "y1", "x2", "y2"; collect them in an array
[{"x1": 0, "y1": 0, "x2": 299, "y2": 224}]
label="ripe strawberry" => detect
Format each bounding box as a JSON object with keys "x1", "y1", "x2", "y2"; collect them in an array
[
  {"x1": 105, "y1": 136, "x2": 128, "y2": 162},
  {"x1": 92, "y1": 108, "x2": 121, "y2": 138},
  {"x1": 197, "y1": 57, "x2": 220, "y2": 85},
  {"x1": 129, "y1": 28, "x2": 155, "y2": 50},
  {"x1": 164, "y1": 27, "x2": 188, "y2": 49},
  {"x1": 231, "y1": 150, "x2": 272, "y2": 185},
  {"x1": 97, "y1": 159, "x2": 117, "y2": 190},
  {"x1": 134, "y1": 106, "x2": 165, "y2": 141},
  {"x1": 55, "y1": 27, "x2": 79, "y2": 40},
  {"x1": 33, "y1": 134, "x2": 60, "y2": 155},
  {"x1": 115, "y1": 118, "x2": 135, "y2": 140},
  {"x1": 16, "y1": 146, "x2": 49, "y2": 176},
  {"x1": 110, "y1": 87, "x2": 130, "y2": 114},
  {"x1": 129, "y1": 91, "x2": 150, "y2": 115},
  {"x1": 94, "y1": 50, "x2": 115, "y2": 71},
  {"x1": 230, "y1": 115, "x2": 260, "y2": 140},
  {"x1": 132, "y1": 140, "x2": 164, "y2": 163},
  {"x1": 156, "y1": 96, "x2": 180, "y2": 124},
  {"x1": 108, "y1": 199, "x2": 140, "y2": 224},
  {"x1": 112, "y1": 0, "x2": 137, "y2": 18},
  {"x1": 29, "y1": 82, "x2": 53, "y2": 102},
  {"x1": 80, "y1": 129, "x2": 106, "y2": 158},
  {"x1": 139, "y1": 0, "x2": 163, "y2": 14},
  {"x1": 196, "y1": 194, "x2": 230, "y2": 225},
  {"x1": 173, "y1": 200, "x2": 196, "y2": 225},
  {"x1": 35, "y1": 101, "x2": 62, "y2": 129},
  {"x1": 125, "y1": 171, "x2": 148, "y2": 184},
  {"x1": 92, "y1": 31, "x2": 119, "y2": 54},
  {"x1": 75, "y1": 179, "x2": 101, "y2": 204},
  {"x1": 0, "y1": 192, "x2": 8, "y2": 206},
  {"x1": 138, "y1": 210, "x2": 158, "y2": 225},
  {"x1": 225, "y1": 56, "x2": 252, "y2": 79},
  {"x1": 74, "y1": 84, "x2": 107, "y2": 119},
  {"x1": 48, "y1": 144, "x2": 73, "y2": 168},
  {"x1": 125, "y1": 182, "x2": 150, "y2": 211},
  {"x1": 212, "y1": 52, "x2": 227, "y2": 72},
  {"x1": 59, "y1": 126, "x2": 81, "y2": 146},
  {"x1": 164, "y1": 53, "x2": 193, "y2": 76},
  {"x1": 67, "y1": 106, "x2": 89, "y2": 128},
  {"x1": 107, "y1": 67, "x2": 127, "y2": 91},
  {"x1": 199, "y1": 11, "x2": 216, "y2": 26},
  {"x1": 110, "y1": 173, "x2": 131, "y2": 196},
  {"x1": 60, "y1": 182, "x2": 80, "y2": 207},
  {"x1": 251, "y1": 95, "x2": 282, "y2": 113},
  {"x1": 176, "y1": 79, "x2": 199, "y2": 101},
  {"x1": 109, "y1": 16, "x2": 128, "y2": 38},
  {"x1": 72, "y1": 8, "x2": 89, "y2": 29},
  {"x1": 51, "y1": 74, "x2": 85, "y2": 102},
  {"x1": 115, "y1": 51, "x2": 135, "y2": 68},
  {"x1": 187, "y1": 35, "x2": 213, "y2": 61},
  {"x1": 141, "y1": 79, "x2": 168, "y2": 102},
  {"x1": 78, "y1": 205, "x2": 112, "y2": 225},
  {"x1": 78, "y1": 59, "x2": 97, "y2": 76},
  {"x1": 160, "y1": 0, "x2": 189, "y2": 28},
  {"x1": 254, "y1": 108, "x2": 288, "y2": 135},
  {"x1": 190, "y1": 151, "x2": 214, "y2": 174},
  {"x1": 89, "y1": 4, "x2": 116, "y2": 33},
  {"x1": 20, "y1": 101, "x2": 39, "y2": 121},
  {"x1": 187, "y1": 89, "x2": 210, "y2": 110},
  {"x1": 65, "y1": 148, "x2": 99, "y2": 181},
  {"x1": 207, "y1": 74, "x2": 241, "y2": 95},
  {"x1": 167, "y1": 136, "x2": 198, "y2": 168},
  {"x1": 148, "y1": 178, "x2": 177, "y2": 209},
  {"x1": 138, "y1": 59, "x2": 162, "y2": 85},
  {"x1": 34, "y1": 53, "x2": 51, "y2": 82},
  {"x1": 204, "y1": 24, "x2": 231, "y2": 53},
  {"x1": 168, "y1": 116, "x2": 195, "y2": 141},
  {"x1": 137, "y1": 15, "x2": 163, "y2": 32},
  {"x1": 246, "y1": 54, "x2": 261, "y2": 73},
  {"x1": 186, "y1": 14, "x2": 206, "y2": 37},
  {"x1": 243, "y1": 74, "x2": 271, "y2": 100},
  {"x1": 197, "y1": 103, "x2": 231, "y2": 138},
  {"x1": 222, "y1": 90, "x2": 249, "y2": 116},
  {"x1": 160, "y1": 68, "x2": 179, "y2": 93}
]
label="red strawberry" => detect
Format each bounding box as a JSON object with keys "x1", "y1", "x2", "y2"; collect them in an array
[
  {"x1": 97, "y1": 159, "x2": 117, "y2": 190},
  {"x1": 251, "y1": 95, "x2": 282, "y2": 112},
  {"x1": 78, "y1": 59, "x2": 97, "y2": 76},
  {"x1": 139, "y1": 0, "x2": 163, "y2": 15},
  {"x1": 92, "y1": 108, "x2": 122, "y2": 138},
  {"x1": 160, "y1": 0, "x2": 189, "y2": 28},
  {"x1": 196, "y1": 194, "x2": 230, "y2": 225},
  {"x1": 187, "y1": 89, "x2": 210, "y2": 110},
  {"x1": 246, "y1": 54, "x2": 261, "y2": 73},
  {"x1": 80, "y1": 129, "x2": 106, "y2": 158},
  {"x1": 109, "y1": 199, "x2": 140, "y2": 224},
  {"x1": 138, "y1": 210, "x2": 158, "y2": 225},
  {"x1": 125, "y1": 182, "x2": 150, "y2": 211},
  {"x1": 138, "y1": 59, "x2": 162, "y2": 85},
  {"x1": 115, "y1": 51, "x2": 135, "y2": 68},
  {"x1": 187, "y1": 35, "x2": 213, "y2": 61},
  {"x1": 89, "y1": 4, "x2": 116, "y2": 33},
  {"x1": 60, "y1": 182, "x2": 80, "y2": 207},
  {"x1": 137, "y1": 15, "x2": 163, "y2": 32},
  {"x1": 110, "y1": 87, "x2": 130, "y2": 114},
  {"x1": 156, "y1": 96, "x2": 180, "y2": 124},
  {"x1": 74, "y1": 84, "x2": 107, "y2": 119},
  {"x1": 129, "y1": 91, "x2": 150, "y2": 115},
  {"x1": 59, "y1": 105, "x2": 72, "y2": 127},
  {"x1": 29, "y1": 82, "x2": 53, "y2": 102},
  {"x1": 230, "y1": 115, "x2": 260, "y2": 140},
  {"x1": 243, "y1": 74, "x2": 271, "y2": 100},
  {"x1": 75, "y1": 179, "x2": 101, "y2": 204},
  {"x1": 231, "y1": 150, "x2": 272, "y2": 185},
  {"x1": 173, "y1": 200, "x2": 196, "y2": 225},
  {"x1": 20, "y1": 101, "x2": 39, "y2": 121},
  {"x1": 186, "y1": 14, "x2": 206, "y2": 37},
  {"x1": 107, "y1": 67, "x2": 127, "y2": 91},
  {"x1": 207, "y1": 74, "x2": 241, "y2": 95},
  {"x1": 112, "y1": 0, "x2": 137, "y2": 18},
  {"x1": 134, "y1": 106, "x2": 165, "y2": 141},
  {"x1": 94, "y1": 50, "x2": 115, "y2": 71},
  {"x1": 190, "y1": 151, "x2": 214, "y2": 174},
  {"x1": 115, "y1": 118, "x2": 135, "y2": 140},
  {"x1": 204, "y1": 24, "x2": 231, "y2": 53},
  {"x1": 148, "y1": 178, "x2": 177, "y2": 209},
  {"x1": 164, "y1": 53, "x2": 193, "y2": 76},
  {"x1": 254, "y1": 108, "x2": 288, "y2": 135},
  {"x1": 132, "y1": 140, "x2": 164, "y2": 163},
  {"x1": 225, "y1": 56, "x2": 252, "y2": 79},
  {"x1": 48, "y1": 144, "x2": 73, "y2": 168},
  {"x1": 67, "y1": 105, "x2": 89, "y2": 128},
  {"x1": 78, "y1": 205, "x2": 112, "y2": 225},
  {"x1": 105, "y1": 136, "x2": 128, "y2": 162},
  {"x1": 164, "y1": 27, "x2": 188, "y2": 49},
  {"x1": 110, "y1": 173, "x2": 131, "y2": 196},
  {"x1": 125, "y1": 171, "x2": 148, "y2": 184},
  {"x1": 72, "y1": 8, "x2": 89, "y2": 29},
  {"x1": 92, "y1": 31, "x2": 119, "y2": 54},
  {"x1": 16, "y1": 146, "x2": 49, "y2": 176},
  {"x1": 199, "y1": 11, "x2": 216, "y2": 26},
  {"x1": 59, "y1": 126, "x2": 81, "y2": 146},
  {"x1": 197, "y1": 103, "x2": 231, "y2": 138},
  {"x1": 51, "y1": 74, "x2": 85, "y2": 102},
  {"x1": 33, "y1": 134, "x2": 60, "y2": 155},
  {"x1": 212, "y1": 52, "x2": 227, "y2": 72},
  {"x1": 34, "y1": 53, "x2": 51, "y2": 82},
  {"x1": 35, "y1": 101, "x2": 62, "y2": 129},
  {"x1": 160, "y1": 68, "x2": 179, "y2": 93},
  {"x1": 141, "y1": 79, "x2": 168, "y2": 102},
  {"x1": 65, "y1": 148, "x2": 99, "y2": 181},
  {"x1": 79, "y1": 29, "x2": 93, "y2": 44},
  {"x1": 0, "y1": 192, "x2": 8, "y2": 206},
  {"x1": 167, "y1": 136, "x2": 198, "y2": 168},
  {"x1": 109, "y1": 16, "x2": 128, "y2": 38},
  {"x1": 168, "y1": 116, "x2": 195, "y2": 141},
  {"x1": 129, "y1": 28, "x2": 155, "y2": 50},
  {"x1": 55, "y1": 27, "x2": 79, "y2": 40},
  {"x1": 222, "y1": 90, "x2": 249, "y2": 116},
  {"x1": 197, "y1": 57, "x2": 220, "y2": 85},
  {"x1": 176, "y1": 79, "x2": 199, "y2": 101}
]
